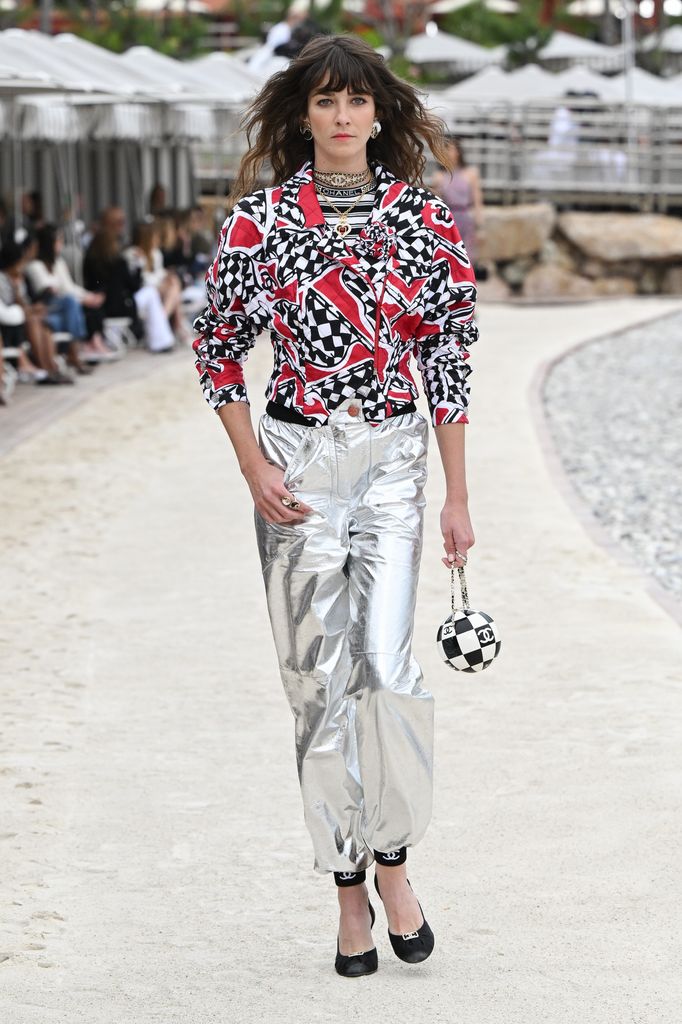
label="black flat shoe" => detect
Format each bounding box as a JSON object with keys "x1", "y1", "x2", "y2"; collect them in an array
[
  {"x1": 335, "y1": 898, "x2": 378, "y2": 978},
  {"x1": 374, "y1": 873, "x2": 435, "y2": 963}
]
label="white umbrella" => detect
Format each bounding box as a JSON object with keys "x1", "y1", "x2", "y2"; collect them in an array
[
  {"x1": 406, "y1": 30, "x2": 501, "y2": 66},
  {"x1": 552, "y1": 64, "x2": 622, "y2": 100},
  {"x1": 19, "y1": 95, "x2": 82, "y2": 142},
  {"x1": 640, "y1": 25, "x2": 682, "y2": 53},
  {"x1": 165, "y1": 103, "x2": 217, "y2": 141},
  {"x1": 505, "y1": 63, "x2": 565, "y2": 98},
  {"x1": 539, "y1": 30, "x2": 623, "y2": 61},
  {"x1": 91, "y1": 103, "x2": 162, "y2": 142},
  {"x1": 439, "y1": 62, "x2": 559, "y2": 102},
  {"x1": 436, "y1": 65, "x2": 510, "y2": 103},
  {"x1": 0, "y1": 64, "x2": 57, "y2": 91},
  {"x1": 52, "y1": 32, "x2": 173, "y2": 98},
  {"x1": 609, "y1": 65, "x2": 682, "y2": 105},
  {"x1": 0, "y1": 29, "x2": 99, "y2": 92},
  {"x1": 117, "y1": 45, "x2": 207, "y2": 97},
  {"x1": 182, "y1": 51, "x2": 264, "y2": 99}
]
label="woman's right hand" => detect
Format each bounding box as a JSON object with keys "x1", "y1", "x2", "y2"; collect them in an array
[{"x1": 243, "y1": 457, "x2": 315, "y2": 525}]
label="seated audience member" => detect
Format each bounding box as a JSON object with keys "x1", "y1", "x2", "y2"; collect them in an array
[
  {"x1": 188, "y1": 205, "x2": 213, "y2": 272},
  {"x1": 0, "y1": 334, "x2": 17, "y2": 405},
  {"x1": 159, "y1": 211, "x2": 208, "y2": 319},
  {"x1": 85, "y1": 208, "x2": 173, "y2": 354},
  {"x1": 19, "y1": 233, "x2": 92, "y2": 375},
  {"x1": 125, "y1": 221, "x2": 183, "y2": 348},
  {"x1": 0, "y1": 196, "x2": 13, "y2": 249},
  {"x1": 149, "y1": 183, "x2": 168, "y2": 218},
  {"x1": 159, "y1": 211, "x2": 191, "y2": 280},
  {"x1": 21, "y1": 190, "x2": 45, "y2": 233},
  {"x1": 0, "y1": 242, "x2": 74, "y2": 385},
  {"x1": 83, "y1": 206, "x2": 142, "y2": 340},
  {"x1": 26, "y1": 224, "x2": 113, "y2": 363}
]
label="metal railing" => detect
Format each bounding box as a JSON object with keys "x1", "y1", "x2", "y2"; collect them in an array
[
  {"x1": 441, "y1": 98, "x2": 682, "y2": 211},
  {"x1": 191, "y1": 97, "x2": 682, "y2": 212}
]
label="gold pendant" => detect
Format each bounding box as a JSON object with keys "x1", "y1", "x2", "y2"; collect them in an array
[{"x1": 335, "y1": 219, "x2": 350, "y2": 238}]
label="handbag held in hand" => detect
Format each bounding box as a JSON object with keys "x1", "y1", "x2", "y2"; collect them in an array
[{"x1": 437, "y1": 565, "x2": 501, "y2": 672}]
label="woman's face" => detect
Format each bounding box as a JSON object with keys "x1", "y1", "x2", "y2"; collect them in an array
[
  {"x1": 447, "y1": 140, "x2": 462, "y2": 167},
  {"x1": 305, "y1": 81, "x2": 376, "y2": 171}
]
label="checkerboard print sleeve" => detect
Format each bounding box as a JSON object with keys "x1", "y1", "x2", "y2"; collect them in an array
[
  {"x1": 414, "y1": 201, "x2": 479, "y2": 427},
  {"x1": 192, "y1": 200, "x2": 266, "y2": 411}
]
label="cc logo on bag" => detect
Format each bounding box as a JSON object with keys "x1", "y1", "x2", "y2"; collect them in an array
[{"x1": 476, "y1": 626, "x2": 495, "y2": 644}]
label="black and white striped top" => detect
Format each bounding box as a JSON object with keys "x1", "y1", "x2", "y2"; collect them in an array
[{"x1": 315, "y1": 181, "x2": 376, "y2": 239}]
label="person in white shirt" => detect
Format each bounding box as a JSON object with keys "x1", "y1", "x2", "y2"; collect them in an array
[
  {"x1": 26, "y1": 224, "x2": 113, "y2": 362},
  {"x1": 248, "y1": 8, "x2": 305, "y2": 72},
  {"x1": 0, "y1": 241, "x2": 75, "y2": 385},
  {"x1": 124, "y1": 221, "x2": 183, "y2": 349}
]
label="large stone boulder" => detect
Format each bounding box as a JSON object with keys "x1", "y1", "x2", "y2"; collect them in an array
[
  {"x1": 480, "y1": 203, "x2": 556, "y2": 261},
  {"x1": 662, "y1": 265, "x2": 682, "y2": 294},
  {"x1": 558, "y1": 212, "x2": 682, "y2": 262},
  {"x1": 476, "y1": 272, "x2": 512, "y2": 302},
  {"x1": 522, "y1": 263, "x2": 597, "y2": 300},
  {"x1": 592, "y1": 277, "x2": 637, "y2": 296},
  {"x1": 499, "y1": 256, "x2": 535, "y2": 289}
]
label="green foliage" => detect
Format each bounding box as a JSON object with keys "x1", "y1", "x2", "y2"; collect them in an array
[
  {"x1": 310, "y1": 0, "x2": 345, "y2": 33},
  {"x1": 0, "y1": 2, "x2": 34, "y2": 30},
  {"x1": 66, "y1": 1, "x2": 207, "y2": 58},
  {"x1": 354, "y1": 26, "x2": 385, "y2": 50},
  {"x1": 232, "y1": 0, "x2": 289, "y2": 40},
  {"x1": 441, "y1": 1, "x2": 517, "y2": 49},
  {"x1": 440, "y1": 0, "x2": 578, "y2": 68},
  {"x1": 387, "y1": 53, "x2": 420, "y2": 82}
]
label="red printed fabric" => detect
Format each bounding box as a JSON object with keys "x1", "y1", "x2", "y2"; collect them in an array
[{"x1": 192, "y1": 160, "x2": 479, "y2": 426}]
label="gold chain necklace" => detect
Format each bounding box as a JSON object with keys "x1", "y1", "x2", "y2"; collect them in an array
[
  {"x1": 316, "y1": 178, "x2": 375, "y2": 238},
  {"x1": 313, "y1": 166, "x2": 372, "y2": 188}
]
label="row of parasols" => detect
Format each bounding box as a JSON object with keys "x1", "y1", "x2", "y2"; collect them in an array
[{"x1": 2, "y1": 26, "x2": 682, "y2": 144}]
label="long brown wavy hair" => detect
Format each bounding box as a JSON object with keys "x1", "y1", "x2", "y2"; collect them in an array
[{"x1": 229, "y1": 34, "x2": 454, "y2": 208}]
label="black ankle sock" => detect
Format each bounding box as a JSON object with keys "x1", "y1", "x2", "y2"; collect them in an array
[
  {"x1": 373, "y1": 846, "x2": 407, "y2": 866},
  {"x1": 333, "y1": 869, "x2": 367, "y2": 887}
]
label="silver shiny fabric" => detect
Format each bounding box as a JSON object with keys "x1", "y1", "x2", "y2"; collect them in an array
[{"x1": 254, "y1": 396, "x2": 434, "y2": 875}]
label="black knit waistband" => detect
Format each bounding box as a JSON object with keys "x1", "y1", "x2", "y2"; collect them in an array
[{"x1": 265, "y1": 400, "x2": 417, "y2": 426}]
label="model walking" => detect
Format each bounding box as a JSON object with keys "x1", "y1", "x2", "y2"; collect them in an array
[{"x1": 192, "y1": 34, "x2": 479, "y2": 977}]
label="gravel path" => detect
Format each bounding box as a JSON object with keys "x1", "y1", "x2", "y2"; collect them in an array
[{"x1": 542, "y1": 308, "x2": 682, "y2": 603}]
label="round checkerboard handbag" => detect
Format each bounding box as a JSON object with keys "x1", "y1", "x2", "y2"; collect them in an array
[{"x1": 436, "y1": 565, "x2": 501, "y2": 672}]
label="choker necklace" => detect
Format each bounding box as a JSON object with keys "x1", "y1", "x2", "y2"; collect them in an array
[
  {"x1": 316, "y1": 177, "x2": 375, "y2": 238},
  {"x1": 313, "y1": 166, "x2": 372, "y2": 189}
]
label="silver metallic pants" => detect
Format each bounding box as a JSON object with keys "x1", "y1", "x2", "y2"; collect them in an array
[{"x1": 254, "y1": 397, "x2": 434, "y2": 875}]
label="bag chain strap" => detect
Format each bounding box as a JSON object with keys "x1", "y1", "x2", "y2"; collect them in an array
[{"x1": 450, "y1": 564, "x2": 470, "y2": 615}]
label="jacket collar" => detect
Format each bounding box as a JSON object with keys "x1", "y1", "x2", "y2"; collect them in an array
[{"x1": 274, "y1": 160, "x2": 403, "y2": 274}]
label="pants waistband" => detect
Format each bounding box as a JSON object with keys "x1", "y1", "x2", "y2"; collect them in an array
[{"x1": 265, "y1": 399, "x2": 417, "y2": 427}]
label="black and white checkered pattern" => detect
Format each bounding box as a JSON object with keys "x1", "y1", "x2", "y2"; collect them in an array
[
  {"x1": 192, "y1": 159, "x2": 479, "y2": 426},
  {"x1": 437, "y1": 608, "x2": 501, "y2": 673}
]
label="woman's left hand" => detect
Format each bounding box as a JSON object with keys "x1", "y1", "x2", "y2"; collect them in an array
[{"x1": 440, "y1": 498, "x2": 475, "y2": 569}]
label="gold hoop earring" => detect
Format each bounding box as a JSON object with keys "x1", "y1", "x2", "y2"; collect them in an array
[
  {"x1": 300, "y1": 121, "x2": 313, "y2": 141},
  {"x1": 370, "y1": 120, "x2": 381, "y2": 140}
]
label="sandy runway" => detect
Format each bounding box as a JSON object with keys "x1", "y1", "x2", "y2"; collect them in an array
[{"x1": 2, "y1": 297, "x2": 681, "y2": 1023}]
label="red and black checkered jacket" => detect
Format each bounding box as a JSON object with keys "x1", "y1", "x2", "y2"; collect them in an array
[{"x1": 192, "y1": 160, "x2": 478, "y2": 426}]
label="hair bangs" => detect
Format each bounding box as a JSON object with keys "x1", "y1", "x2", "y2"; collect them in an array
[{"x1": 303, "y1": 45, "x2": 375, "y2": 103}]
